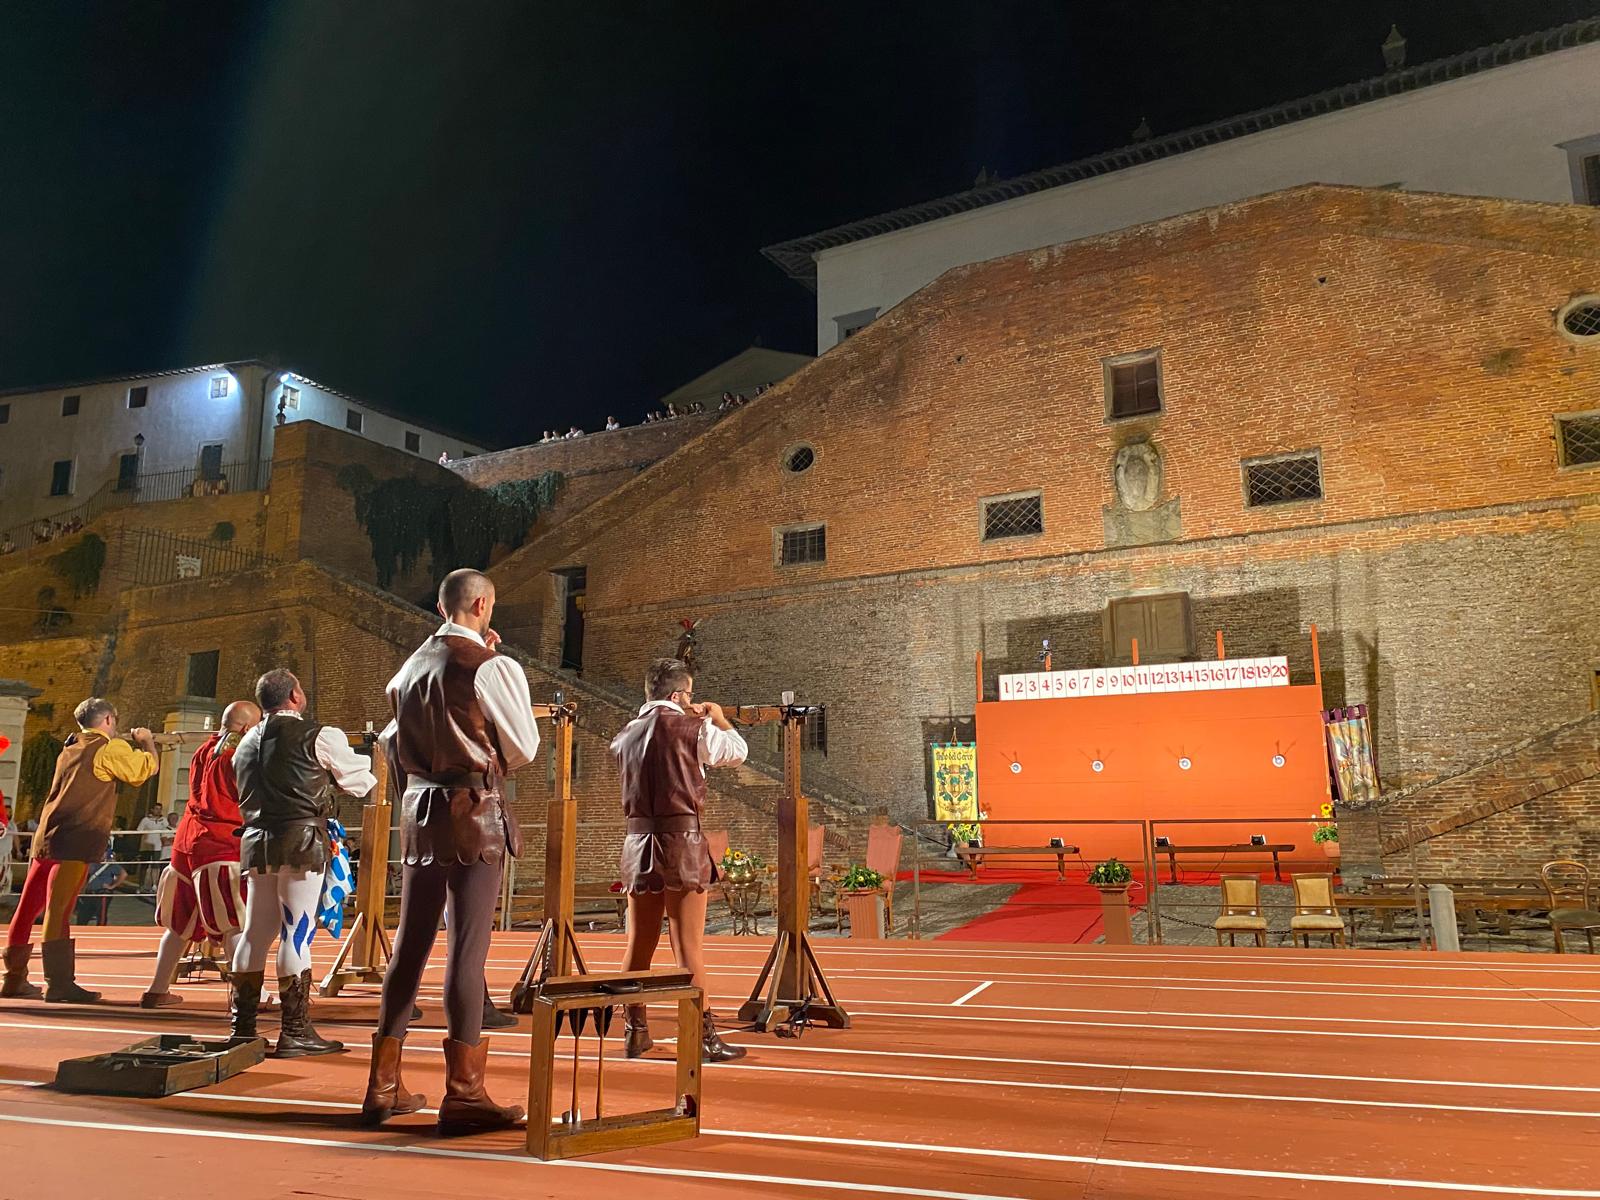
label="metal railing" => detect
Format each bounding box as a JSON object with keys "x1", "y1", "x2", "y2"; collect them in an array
[{"x1": 123, "y1": 527, "x2": 274, "y2": 588}]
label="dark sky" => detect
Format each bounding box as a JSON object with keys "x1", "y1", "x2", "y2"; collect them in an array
[{"x1": 2, "y1": 0, "x2": 1596, "y2": 447}]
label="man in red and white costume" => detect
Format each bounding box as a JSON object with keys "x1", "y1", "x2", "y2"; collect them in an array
[{"x1": 140, "y1": 699, "x2": 261, "y2": 1008}]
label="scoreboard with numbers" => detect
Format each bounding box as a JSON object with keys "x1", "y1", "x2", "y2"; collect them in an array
[{"x1": 998, "y1": 657, "x2": 1289, "y2": 702}]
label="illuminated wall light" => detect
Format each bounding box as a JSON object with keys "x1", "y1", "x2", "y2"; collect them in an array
[
  {"x1": 1272, "y1": 754, "x2": 1286, "y2": 768},
  {"x1": 1177, "y1": 756, "x2": 1192, "y2": 770},
  {"x1": 1091, "y1": 759, "x2": 1105, "y2": 773}
]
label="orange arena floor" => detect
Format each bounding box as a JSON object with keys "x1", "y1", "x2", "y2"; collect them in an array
[{"x1": 3, "y1": 930, "x2": 1600, "y2": 1199}]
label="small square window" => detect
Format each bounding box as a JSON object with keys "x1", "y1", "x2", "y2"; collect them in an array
[
  {"x1": 835, "y1": 307, "x2": 878, "y2": 341},
  {"x1": 346, "y1": 408, "x2": 364, "y2": 433},
  {"x1": 1557, "y1": 413, "x2": 1600, "y2": 468},
  {"x1": 1105, "y1": 352, "x2": 1162, "y2": 419},
  {"x1": 127, "y1": 386, "x2": 147, "y2": 409},
  {"x1": 981, "y1": 492, "x2": 1044, "y2": 540},
  {"x1": 0, "y1": 403, "x2": 9, "y2": 424},
  {"x1": 184, "y1": 649, "x2": 220, "y2": 699},
  {"x1": 61, "y1": 394, "x2": 81, "y2": 417},
  {"x1": 405, "y1": 431, "x2": 421, "y2": 453},
  {"x1": 778, "y1": 524, "x2": 826, "y2": 566},
  {"x1": 282, "y1": 385, "x2": 301, "y2": 410},
  {"x1": 802, "y1": 707, "x2": 828, "y2": 753},
  {"x1": 1243, "y1": 451, "x2": 1324, "y2": 506},
  {"x1": 209, "y1": 377, "x2": 229, "y2": 399},
  {"x1": 50, "y1": 459, "x2": 74, "y2": 496}
]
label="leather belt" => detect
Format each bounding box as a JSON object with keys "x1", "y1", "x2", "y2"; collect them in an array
[
  {"x1": 406, "y1": 771, "x2": 489, "y2": 791},
  {"x1": 626, "y1": 815, "x2": 701, "y2": 835}
]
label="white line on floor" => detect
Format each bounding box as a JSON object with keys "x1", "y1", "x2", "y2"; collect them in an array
[
  {"x1": 951, "y1": 981, "x2": 994, "y2": 1006},
  {"x1": 3, "y1": 1108, "x2": 1599, "y2": 1196}
]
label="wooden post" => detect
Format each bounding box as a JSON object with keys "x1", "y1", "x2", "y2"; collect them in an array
[
  {"x1": 320, "y1": 732, "x2": 393, "y2": 996},
  {"x1": 974, "y1": 650, "x2": 983, "y2": 706},
  {"x1": 1042, "y1": 651, "x2": 1052, "y2": 672},
  {"x1": 510, "y1": 703, "x2": 585, "y2": 1012},
  {"x1": 1130, "y1": 637, "x2": 1140, "y2": 666},
  {"x1": 1310, "y1": 623, "x2": 1323, "y2": 690},
  {"x1": 734, "y1": 704, "x2": 849, "y2": 1032},
  {"x1": 1215, "y1": 629, "x2": 1225, "y2": 660}
]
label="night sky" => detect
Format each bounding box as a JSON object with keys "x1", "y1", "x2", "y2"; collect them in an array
[{"x1": 2, "y1": 0, "x2": 1596, "y2": 447}]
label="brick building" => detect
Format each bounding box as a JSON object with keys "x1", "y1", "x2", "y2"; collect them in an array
[{"x1": 2, "y1": 184, "x2": 1597, "y2": 882}]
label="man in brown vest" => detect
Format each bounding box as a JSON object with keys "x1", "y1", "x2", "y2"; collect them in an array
[
  {"x1": 614, "y1": 657, "x2": 748, "y2": 1062},
  {"x1": 361, "y1": 568, "x2": 541, "y2": 1132},
  {"x1": 2, "y1": 698, "x2": 157, "y2": 1002}
]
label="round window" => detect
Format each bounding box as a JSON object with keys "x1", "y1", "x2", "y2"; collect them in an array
[
  {"x1": 1557, "y1": 296, "x2": 1600, "y2": 343},
  {"x1": 784, "y1": 444, "x2": 816, "y2": 474}
]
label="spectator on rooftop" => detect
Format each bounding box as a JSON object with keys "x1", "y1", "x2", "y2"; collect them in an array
[{"x1": 605, "y1": 416, "x2": 619, "y2": 431}]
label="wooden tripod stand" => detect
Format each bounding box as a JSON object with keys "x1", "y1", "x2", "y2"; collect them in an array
[
  {"x1": 320, "y1": 732, "x2": 393, "y2": 997},
  {"x1": 510, "y1": 701, "x2": 585, "y2": 1013},
  {"x1": 729, "y1": 704, "x2": 850, "y2": 1032}
]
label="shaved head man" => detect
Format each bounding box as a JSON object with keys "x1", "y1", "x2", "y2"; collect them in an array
[{"x1": 141, "y1": 699, "x2": 264, "y2": 1008}]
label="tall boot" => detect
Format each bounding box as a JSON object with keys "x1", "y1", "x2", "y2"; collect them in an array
[
  {"x1": 481, "y1": 983, "x2": 517, "y2": 1030},
  {"x1": 361, "y1": 1034, "x2": 426, "y2": 1125},
  {"x1": 701, "y1": 1010, "x2": 746, "y2": 1063},
  {"x1": 623, "y1": 1004, "x2": 653, "y2": 1058},
  {"x1": 271, "y1": 970, "x2": 345, "y2": 1058},
  {"x1": 229, "y1": 970, "x2": 264, "y2": 1041},
  {"x1": 1, "y1": 943, "x2": 44, "y2": 1000},
  {"x1": 437, "y1": 1037, "x2": 524, "y2": 1135},
  {"x1": 41, "y1": 940, "x2": 100, "y2": 1004}
]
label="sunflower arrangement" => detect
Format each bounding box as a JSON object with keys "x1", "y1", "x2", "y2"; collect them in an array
[
  {"x1": 1313, "y1": 800, "x2": 1339, "y2": 844},
  {"x1": 720, "y1": 848, "x2": 765, "y2": 882}
]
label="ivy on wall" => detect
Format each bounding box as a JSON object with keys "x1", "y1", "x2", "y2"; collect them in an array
[
  {"x1": 336, "y1": 466, "x2": 564, "y2": 589},
  {"x1": 18, "y1": 729, "x2": 64, "y2": 817},
  {"x1": 48, "y1": 532, "x2": 106, "y2": 598}
]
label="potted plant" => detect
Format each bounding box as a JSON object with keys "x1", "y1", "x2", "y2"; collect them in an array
[
  {"x1": 720, "y1": 848, "x2": 764, "y2": 884},
  {"x1": 838, "y1": 863, "x2": 887, "y2": 939},
  {"x1": 947, "y1": 821, "x2": 982, "y2": 848},
  {"x1": 1312, "y1": 801, "x2": 1339, "y2": 862},
  {"x1": 1087, "y1": 857, "x2": 1136, "y2": 945}
]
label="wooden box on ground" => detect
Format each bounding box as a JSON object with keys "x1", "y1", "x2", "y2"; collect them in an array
[{"x1": 55, "y1": 1035, "x2": 266, "y2": 1097}]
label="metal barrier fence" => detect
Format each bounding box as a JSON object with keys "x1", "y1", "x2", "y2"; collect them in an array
[{"x1": 124, "y1": 527, "x2": 274, "y2": 587}]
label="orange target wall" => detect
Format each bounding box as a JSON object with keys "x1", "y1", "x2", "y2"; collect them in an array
[{"x1": 973, "y1": 680, "x2": 1332, "y2": 866}]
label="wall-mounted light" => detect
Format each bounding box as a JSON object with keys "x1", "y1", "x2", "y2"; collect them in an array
[
  {"x1": 133, "y1": 433, "x2": 145, "y2": 449},
  {"x1": 1272, "y1": 754, "x2": 1286, "y2": 768},
  {"x1": 1177, "y1": 756, "x2": 1192, "y2": 771},
  {"x1": 1009, "y1": 761, "x2": 1022, "y2": 774},
  {"x1": 1091, "y1": 759, "x2": 1105, "y2": 773}
]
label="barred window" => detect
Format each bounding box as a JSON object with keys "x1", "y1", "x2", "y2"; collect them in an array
[
  {"x1": 982, "y1": 492, "x2": 1043, "y2": 540},
  {"x1": 778, "y1": 524, "x2": 826, "y2": 566},
  {"x1": 1558, "y1": 413, "x2": 1600, "y2": 467},
  {"x1": 1561, "y1": 300, "x2": 1600, "y2": 340},
  {"x1": 1105, "y1": 350, "x2": 1162, "y2": 419},
  {"x1": 1243, "y1": 451, "x2": 1323, "y2": 506},
  {"x1": 184, "y1": 650, "x2": 220, "y2": 699},
  {"x1": 802, "y1": 707, "x2": 828, "y2": 753},
  {"x1": 784, "y1": 444, "x2": 815, "y2": 473},
  {"x1": 209, "y1": 376, "x2": 230, "y2": 399},
  {"x1": 61, "y1": 394, "x2": 81, "y2": 417}
]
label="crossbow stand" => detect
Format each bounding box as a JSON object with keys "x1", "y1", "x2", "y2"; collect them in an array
[
  {"x1": 510, "y1": 700, "x2": 586, "y2": 1013},
  {"x1": 730, "y1": 703, "x2": 850, "y2": 1032},
  {"x1": 321, "y1": 731, "x2": 392, "y2": 996}
]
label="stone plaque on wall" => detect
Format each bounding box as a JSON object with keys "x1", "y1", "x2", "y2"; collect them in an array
[{"x1": 1103, "y1": 440, "x2": 1181, "y2": 547}]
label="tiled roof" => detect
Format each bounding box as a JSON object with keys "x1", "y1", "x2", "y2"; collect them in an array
[{"x1": 762, "y1": 16, "x2": 1600, "y2": 291}]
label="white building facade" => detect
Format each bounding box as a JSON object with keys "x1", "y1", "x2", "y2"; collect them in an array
[
  {"x1": 0, "y1": 359, "x2": 488, "y2": 540},
  {"x1": 764, "y1": 20, "x2": 1600, "y2": 352}
]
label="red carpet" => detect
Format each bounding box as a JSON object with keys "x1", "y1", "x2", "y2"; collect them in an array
[{"x1": 925, "y1": 869, "x2": 1149, "y2": 944}]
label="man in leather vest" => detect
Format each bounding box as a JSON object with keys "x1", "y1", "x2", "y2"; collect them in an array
[
  {"x1": 361, "y1": 568, "x2": 541, "y2": 1133},
  {"x1": 231, "y1": 669, "x2": 374, "y2": 1057},
  {"x1": 2, "y1": 698, "x2": 157, "y2": 1003},
  {"x1": 614, "y1": 657, "x2": 748, "y2": 1063}
]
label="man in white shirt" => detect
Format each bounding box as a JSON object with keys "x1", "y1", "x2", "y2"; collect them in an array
[
  {"x1": 135, "y1": 805, "x2": 168, "y2": 887},
  {"x1": 230, "y1": 669, "x2": 375, "y2": 1057},
  {"x1": 613, "y1": 657, "x2": 748, "y2": 1062},
  {"x1": 360, "y1": 568, "x2": 540, "y2": 1132}
]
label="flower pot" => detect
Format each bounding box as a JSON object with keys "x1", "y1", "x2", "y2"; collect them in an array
[
  {"x1": 842, "y1": 889, "x2": 885, "y2": 940},
  {"x1": 1320, "y1": 840, "x2": 1340, "y2": 862},
  {"x1": 1095, "y1": 883, "x2": 1134, "y2": 945}
]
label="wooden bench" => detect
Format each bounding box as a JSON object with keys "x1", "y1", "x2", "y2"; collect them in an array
[
  {"x1": 505, "y1": 884, "x2": 626, "y2": 930},
  {"x1": 954, "y1": 845, "x2": 1081, "y2": 883},
  {"x1": 1163, "y1": 843, "x2": 1295, "y2": 883},
  {"x1": 1338, "y1": 889, "x2": 1549, "y2": 937}
]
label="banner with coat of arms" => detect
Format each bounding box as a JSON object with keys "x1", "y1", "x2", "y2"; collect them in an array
[{"x1": 931, "y1": 742, "x2": 979, "y2": 822}]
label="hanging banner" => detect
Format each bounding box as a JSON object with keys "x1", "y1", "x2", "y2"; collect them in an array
[
  {"x1": 1323, "y1": 708, "x2": 1380, "y2": 807},
  {"x1": 931, "y1": 742, "x2": 979, "y2": 822}
]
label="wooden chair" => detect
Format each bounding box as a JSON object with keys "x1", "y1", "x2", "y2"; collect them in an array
[
  {"x1": 1289, "y1": 873, "x2": 1348, "y2": 947},
  {"x1": 806, "y1": 824, "x2": 833, "y2": 918},
  {"x1": 1213, "y1": 874, "x2": 1269, "y2": 947},
  {"x1": 834, "y1": 822, "x2": 904, "y2": 933},
  {"x1": 1540, "y1": 860, "x2": 1600, "y2": 954}
]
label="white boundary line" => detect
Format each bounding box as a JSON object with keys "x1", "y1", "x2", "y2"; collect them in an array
[
  {"x1": 4, "y1": 1109, "x2": 1600, "y2": 1197},
  {"x1": 951, "y1": 980, "x2": 994, "y2": 1006}
]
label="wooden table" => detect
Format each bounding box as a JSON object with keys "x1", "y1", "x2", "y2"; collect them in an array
[
  {"x1": 954, "y1": 844, "x2": 1080, "y2": 883},
  {"x1": 1163, "y1": 843, "x2": 1295, "y2": 883}
]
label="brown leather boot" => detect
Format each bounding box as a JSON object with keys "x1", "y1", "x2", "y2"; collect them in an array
[
  {"x1": 701, "y1": 1010, "x2": 746, "y2": 1062},
  {"x1": 42, "y1": 940, "x2": 100, "y2": 1004},
  {"x1": 361, "y1": 1034, "x2": 426, "y2": 1125},
  {"x1": 271, "y1": 970, "x2": 345, "y2": 1057},
  {"x1": 229, "y1": 970, "x2": 264, "y2": 1040},
  {"x1": 623, "y1": 1004, "x2": 653, "y2": 1058},
  {"x1": 1, "y1": 943, "x2": 43, "y2": 1000},
  {"x1": 438, "y1": 1037, "x2": 525, "y2": 1135}
]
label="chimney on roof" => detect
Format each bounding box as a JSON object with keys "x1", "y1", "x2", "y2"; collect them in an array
[
  {"x1": 1131, "y1": 116, "x2": 1152, "y2": 142},
  {"x1": 1382, "y1": 24, "x2": 1407, "y2": 72}
]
